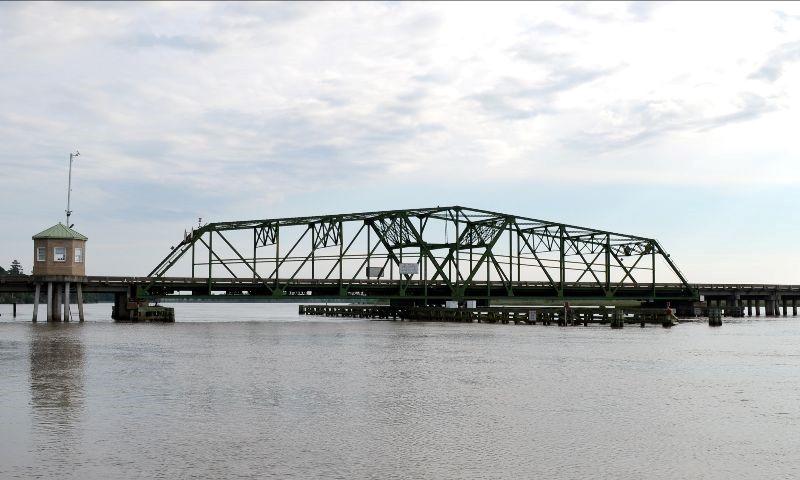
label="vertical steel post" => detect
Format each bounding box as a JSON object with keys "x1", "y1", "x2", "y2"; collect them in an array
[
  {"x1": 275, "y1": 225, "x2": 280, "y2": 291},
  {"x1": 253, "y1": 228, "x2": 257, "y2": 281},
  {"x1": 311, "y1": 225, "x2": 315, "y2": 279},
  {"x1": 447, "y1": 218, "x2": 451, "y2": 282},
  {"x1": 508, "y1": 224, "x2": 512, "y2": 284},
  {"x1": 208, "y1": 230, "x2": 213, "y2": 294},
  {"x1": 516, "y1": 228, "x2": 521, "y2": 285},
  {"x1": 367, "y1": 222, "x2": 371, "y2": 274},
  {"x1": 424, "y1": 254, "x2": 428, "y2": 305},
  {"x1": 605, "y1": 234, "x2": 611, "y2": 292},
  {"x1": 486, "y1": 246, "x2": 490, "y2": 297},
  {"x1": 191, "y1": 240, "x2": 195, "y2": 278},
  {"x1": 651, "y1": 242, "x2": 656, "y2": 298},
  {"x1": 455, "y1": 210, "x2": 460, "y2": 292},
  {"x1": 65, "y1": 151, "x2": 79, "y2": 226},
  {"x1": 398, "y1": 246, "x2": 403, "y2": 291},
  {"x1": 559, "y1": 226, "x2": 565, "y2": 295},
  {"x1": 338, "y1": 222, "x2": 343, "y2": 292}
]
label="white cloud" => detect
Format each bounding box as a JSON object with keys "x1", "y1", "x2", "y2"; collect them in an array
[{"x1": 1, "y1": 2, "x2": 799, "y2": 276}]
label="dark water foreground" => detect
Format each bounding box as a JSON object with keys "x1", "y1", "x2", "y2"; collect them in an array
[{"x1": 1, "y1": 303, "x2": 799, "y2": 479}]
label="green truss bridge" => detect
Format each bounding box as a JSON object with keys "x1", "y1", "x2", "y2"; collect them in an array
[{"x1": 144, "y1": 206, "x2": 695, "y2": 305}]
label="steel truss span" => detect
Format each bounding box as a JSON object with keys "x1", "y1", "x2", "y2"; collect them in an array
[{"x1": 147, "y1": 206, "x2": 694, "y2": 302}]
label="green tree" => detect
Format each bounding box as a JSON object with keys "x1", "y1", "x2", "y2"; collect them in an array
[{"x1": 9, "y1": 260, "x2": 23, "y2": 275}]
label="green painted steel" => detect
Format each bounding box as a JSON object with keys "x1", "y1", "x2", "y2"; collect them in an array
[
  {"x1": 32, "y1": 223, "x2": 88, "y2": 240},
  {"x1": 146, "y1": 206, "x2": 694, "y2": 301}
]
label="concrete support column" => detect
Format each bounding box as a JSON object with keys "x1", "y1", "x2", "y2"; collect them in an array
[
  {"x1": 733, "y1": 294, "x2": 742, "y2": 317},
  {"x1": 755, "y1": 299, "x2": 761, "y2": 316},
  {"x1": 76, "y1": 283, "x2": 85, "y2": 322},
  {"x1": 46, "y1": 282, "x2": 53, "y2": 321},
  {"x1": 793, "y1": 299, "x2": 797, "y2": 317},
  {"x1": 64, "y1": 282, "x2": 71, "y2": 322},
  {"x1": 782, "y1": 297, "x2": 788, "y2": 316},
  {"x1": 53, "y1": 283, "x2": 62, "y2": 322},
  {"x1": 747, "y1": 299, "x2": 753, "y2": 316},
  {"x1": 32, "y1": 284, "x2": 41, "y2": 322}
]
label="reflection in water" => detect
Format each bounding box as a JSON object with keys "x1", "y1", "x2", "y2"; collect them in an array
[
  {"x1": 1, "y1": 304, "x2": 799, "y2": 478},
  {"x1": 29, "y1": 324, "x2": 85, "y2": 432}
]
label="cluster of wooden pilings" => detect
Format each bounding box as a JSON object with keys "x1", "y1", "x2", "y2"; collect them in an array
[{"x1": 298, "y1": 305, "x2": 680, "y2": 328}]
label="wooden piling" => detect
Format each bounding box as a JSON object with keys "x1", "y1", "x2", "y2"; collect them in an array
[
  {"x1": 610, "y1": 309, "x2": 624, "y2": 329},
  {"x1": 708, "y1": 307, "x2": 722, "y2": 326}
]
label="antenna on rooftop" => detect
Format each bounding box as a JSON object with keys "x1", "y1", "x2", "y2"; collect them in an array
[{"x1": 66, "y1": 150, "x2": 80, "y2": 227}]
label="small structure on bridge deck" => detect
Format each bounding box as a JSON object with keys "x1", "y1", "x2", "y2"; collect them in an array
[{"x1": 31, "y1": 223, "x2": 87, "y2": 322}]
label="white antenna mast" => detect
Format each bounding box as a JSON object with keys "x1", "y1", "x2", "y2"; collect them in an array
[{"x1": 66, "y1": 150, "x2": 80, "y2": 226}]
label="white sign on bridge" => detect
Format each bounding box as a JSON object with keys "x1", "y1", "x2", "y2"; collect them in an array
[{"x1": 399, "y1": 262, "x2": 419, "y2": 275}]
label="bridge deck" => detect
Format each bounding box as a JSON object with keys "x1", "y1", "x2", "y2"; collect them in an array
[{"x1": 2, "y1": 275, "x2": 800, "y2": 302}]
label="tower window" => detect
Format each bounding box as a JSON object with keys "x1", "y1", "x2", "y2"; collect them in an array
[
  {"x1": 54, "y1": 247, "x2": 66, "y2": 262},
  {"x1": 37, "y1": 247, "x2": 46, "y2": 262},
  {"x1": 75, "y1": 248, "x2": 83, "y2": 263}
]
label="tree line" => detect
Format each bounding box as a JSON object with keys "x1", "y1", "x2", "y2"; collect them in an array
[{"x1": 0, "y1": 260, "x2": 32, "y2": 302}]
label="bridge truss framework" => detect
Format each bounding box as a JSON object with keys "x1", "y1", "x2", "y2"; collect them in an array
[{"x1": 147, "y1": 206, "x2": 694, "y2": 303}]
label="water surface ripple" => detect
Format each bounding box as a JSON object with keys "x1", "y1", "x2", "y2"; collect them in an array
[{"x1": 1, "y1": 303, "x2": 799, "y2": 479}]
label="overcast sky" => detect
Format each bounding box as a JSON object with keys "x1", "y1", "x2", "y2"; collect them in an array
[{"x1": 1, "y1": 1, "x2": 799, "y2": 282}]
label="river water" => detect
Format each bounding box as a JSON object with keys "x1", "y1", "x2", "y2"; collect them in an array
[{"x1": 1, "y1": 303, "x2": 798, "y2": 479}]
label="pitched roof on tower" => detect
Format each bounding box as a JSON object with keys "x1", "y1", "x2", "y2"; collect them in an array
[{"x1": 32, "y1": 223, "x2": 88, "y2": 241}]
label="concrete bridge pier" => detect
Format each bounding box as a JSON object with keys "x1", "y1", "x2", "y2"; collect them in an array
[
  {"x1": 730, "y1": 294, "x2": 743, "y2": 317},
  {"x1": 767, "y1": 296, "x2": 777, "y2": 316},
  {"x1": 46, "y1": 282, "x2": 52, "y2": 321},
  {"x1": 76, "y1": 283, "x2": 85, "y2": 322},
  {"x1": 793, "y1": 299, "x2": 798, "y2": 317},
  {"x1": 53, "y1": 283, "x2": 62, "y2": 321},
  {"x1": 37, "y1": 280, "x2": 85, "y2": 322},
  {"x1": 746, "y1": 298, "x2": 753, "y2": 316},
  {"x1": 64, "y1": 281, "x2": 71, "y2": 322},
  {"x1": 32, "y1": 283, "x2": 40, "y2": 322},
  {"x1": 112, "y1": 291, "x2": 131, "y2": 321}
]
